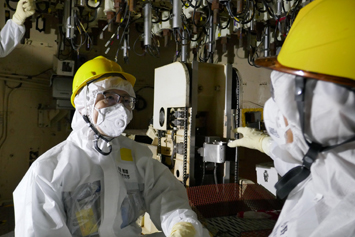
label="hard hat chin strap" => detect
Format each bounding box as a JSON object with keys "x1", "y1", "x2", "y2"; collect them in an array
[
  {"x1": 275, "y1": 76, "x2": 355, "y2": 199},
  {"x1": 82, "y1": 115, "x2": 113, "y2": 156}
]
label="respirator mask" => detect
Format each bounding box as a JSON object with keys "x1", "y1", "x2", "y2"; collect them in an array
[{"x1": 94, "y1": 102, "x2": 133, "y2": 138}]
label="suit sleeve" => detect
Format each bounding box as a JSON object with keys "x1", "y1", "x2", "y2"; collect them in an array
[{"x1": 0, "y1": 20, "x2": 25, "y2": 57}]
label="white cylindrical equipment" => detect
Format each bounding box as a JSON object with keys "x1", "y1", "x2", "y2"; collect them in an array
[
  {"x1": 144, "y1": 3, "x2": 152, "y2": 46},
  {"x1": 172, "y1": 0, "x2": 182, "y2": 29}
]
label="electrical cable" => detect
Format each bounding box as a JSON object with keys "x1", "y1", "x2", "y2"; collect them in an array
[
  {"x1": 133, "y1": 34, "x2": 146, "y2": 56},
  {"x1": 68, "y1": 9, "x2": 86, "y2": 52},
  {"x1": 6, "y1": 0, "x2": 17, "y2": 11},
  {"x1": 220, "y1": 18, "x2": 231, "y2": 29},
  {"x1": 87, "y1": 7, "x2": 98, "y2": 23},
  {"x1": 282, "y1": 0, "x2": 287, "y2": 14},
  {"x1": 152, "y1": 7, "x2": 160, "y2": 24},
  {"x1": 256, "y1": 0, "x2": 267, "y2": 13},
  {"x1": 0, "y1": 81, "x2": 22, "y2": 150},
  {"x1": 201, "y1": 161, "x2": 206, "y2": 185},
  {"x1": 213, "y1": 163, "x2": 218, "y2": 185},
  {"x1": 99, "y1": 11, "x2": 120, "y2": 37},
  {"x1": 129, "y1": 88, "x2": 150, "y2": 113},
  {"x1": 190, "y1": 30, "x2": 204, "y2": 42},
  {"x1": 226, "y1": 0, "x2": 250, "y2": 24},
  {"x1": 28, "y1": 68, "x2": 53, "y2": 78},
  {"x1": 198, "y1": 44, "x2": 212, "y2": 62},
  {"x1": 113, "y1": 7, "x2": 131, "y2": 60},
  {"x1": 237, "y1": 0, "x2": 251, "y2": 17},
  {"x1": 5, "y1": 81, "x2": 22, "y2": 89},
  {"x1": 1, "y1": 68, "x2": 53, "y2": 79},
  {"x1": 244, "y1": 0, "x2": 256, "y2": 24},
  {"x1": 146, "y1": 38, "x2": 160, "y2": 58},
  {"x1": 70, "y1": 13, "x2": 93, "y2": 54},
  {"x1": 190, "y1": 4, "x2": 210, "y2": 35},
  {"x1": 135, "y1": 85, "x2": 154, "y2": 94},
  {"x1": 262, "y1": 0, "x2": 275, "y2": 17},
  {"x1": 225, "y1": 1, "x2": 241, "y2": 23},
  {"x1": 134, "y1": 94, "x2": 147, "y2": 111}
]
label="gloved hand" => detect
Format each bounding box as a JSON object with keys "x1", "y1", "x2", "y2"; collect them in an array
[
  {"x1": 228, "y1": 127, "x2": 273, "y2": 155},
  {"x1": 12, "y1": 0, "x2": 35, "y2": 25},
  {"x1": 169, "y1": 222, "x2": 196, "y2": 237}
]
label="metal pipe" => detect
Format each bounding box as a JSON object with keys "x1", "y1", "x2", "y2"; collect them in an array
[
  {"x1": 64, "y1": 0, "x2": 75, "y2": 39},
  {"x1": 264, "y1": 26, "x2": 269, "y2": 57},
  {"x1": 277, "y1": 0, "x2": 282, "y2": 16},
  {"x1": 123, "y1": 29, "x2": 130, "y2": 62},
  {"x1": 77, "y1": 0, "x2": 85, "y2": 7},
  {"x1": 172, "y1": 0, "x2": 182, "y2": 29},
  {"x1": 181, "y1": 30, "x2": 188, "y2": 62},
  {"x1": 0, "y1": 77, "x2": 49, "y2": 87},
  {"x1": 144, "y1": 3, "x2": 152, "y2": 46},
  {"x1": 208, "y1": 15, "x2": 215, "y2": 63}
]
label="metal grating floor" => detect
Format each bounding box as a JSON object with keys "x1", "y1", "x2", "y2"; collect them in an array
[
  {"x1": 187, "y1": 183, "x2": 284, "y2": 237},
  {"x1": 205, "y1": 216, "x2": 275, "y2": 237}
]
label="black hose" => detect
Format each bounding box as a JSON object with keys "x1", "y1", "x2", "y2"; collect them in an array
[{"x1": 6, "y1": 0, "x2": 17, "y2": 11}]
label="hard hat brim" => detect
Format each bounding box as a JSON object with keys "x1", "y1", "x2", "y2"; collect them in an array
[{"x1": 255, "y1": 57, "x2": 355, "y2": 88}]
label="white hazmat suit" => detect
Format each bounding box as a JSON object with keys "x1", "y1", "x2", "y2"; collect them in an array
[
  {"x1": 266, "y1": 71, "x2": 355, "y2": 237},
  {"x1": 13, "y1": 77, "x2": 204, "y2": 237},
  {"x1": 0, "y1": 20, "x2": 25, "y2": 57},
  {"x1": 228, "y1": 70, "x2": 355, "y2": 236},
  {"x1": 0, "y1": 0, "x2": 35, "y2": 57}
]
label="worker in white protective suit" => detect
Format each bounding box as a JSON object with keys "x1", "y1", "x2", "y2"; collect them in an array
[
  {"x1": 13, "y1": 56, "x2": 207, "y2": 237},
  {"x1": 228, "y1": 0, "x2": 355, "y2": 236},
  {"x1": 0, "y1": 0, "x2": 35, "y2": 57}
]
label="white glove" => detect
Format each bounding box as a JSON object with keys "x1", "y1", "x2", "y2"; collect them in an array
[
  {"x1": 12, "y1": 0, "x2": 35, "y2": 25},
  {"x1": 228, "y1": 127, "x2": 273, "y2": 155},
  {"x1": 169, "y1": 222, "x2": 196, "y2": 237}
]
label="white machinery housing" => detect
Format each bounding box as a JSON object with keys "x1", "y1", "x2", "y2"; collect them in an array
[{"x1": 153, "y1": 61, "x2": 239, "y2": 186}]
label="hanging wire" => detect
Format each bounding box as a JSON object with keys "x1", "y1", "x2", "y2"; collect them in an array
[
  {"x1": 5, "y1": 0, "x2": 17, "y2": 11},
  {"x1": 146, "y1": 34, "x2": 160, "y2": 58},
  {"x1": 224, "y1": 1, "x2": 242, "y2": 23},
  {"x1": 133, "y1": 34, "x2": 146, "y2": 56},
  {"x1": 113, "y1": 6, "x2": 132, "y2": 60},
  {"x1": 87, "y1": 7, "x2": 98, "y2": 23},
  {"x1": 132, "y1": 32, "x2": 160, "y2": 58},
  {"x1": 197, "y1": 42, "x2": 211, "y2": 62},
  {"x1": 70, "y1": 10, "x2": 93, "y2": 54},
  {"x1": 190, "y1": 29, "x2": 204, "y2": 42},
  {"x1": 256, "y1": 0, "x2": 267, "y2": 13},
  {"x1": 220, "y1": 18, "x2": 231, "y2": 29},
  {"x1": 262, "y1": 0, "x2": 275, "y2": 17},
  {"x1": 152, "y1": 6, "x2": 161, "y2": 24},
  {"x1": 224, "y1": 0, "x2": 256, "y2": 24},
  {"x1": 287, "y1": 0, "x2": 302, "y2": 25},
  {"x1": 248, "y1": 45, "x2": 260, "y2": 67},
  {"x1": 248, "y1": 26, "x2": 270, "y2": 67}
]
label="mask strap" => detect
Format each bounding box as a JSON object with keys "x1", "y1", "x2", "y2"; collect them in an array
[
  {"x1": 275, "y1": 76, "x2": 355, "y2": 199},
  {"x1": 82, "y1": 115, "x2": 113, "y2": 156}
]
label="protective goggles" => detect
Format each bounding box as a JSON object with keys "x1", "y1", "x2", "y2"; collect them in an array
[{"x1": 98, "y1": 91, "x2": 136, "y2": 110}]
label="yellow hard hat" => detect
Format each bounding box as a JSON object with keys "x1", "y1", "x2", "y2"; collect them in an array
[
  {"x1": 256, "y1": 0, "x2": 355, "y2": 88},
  {"x1": 71, "y1": 56, "x2": 136, "y2": 107}
]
